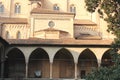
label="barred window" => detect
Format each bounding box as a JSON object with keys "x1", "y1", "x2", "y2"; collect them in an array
[
  {"x1": 70, "y1": 4, "x2": 76, "y2": 13},
  {"x1": 15, "y1": 3, "x2": 21, "y2": 14},
  {"x1": 0, "y1": 2, "x2": 4, "y2": 13},
  {"x1": 53, "y1": 4, "x2": 60, "y2": 11}
]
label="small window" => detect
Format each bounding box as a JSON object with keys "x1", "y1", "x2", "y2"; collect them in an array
[
  {"x1": 0, "y1": 2, "x2": 4, "y2": 13},
  {"x1": 70, "y1": 4, "x2": 76, "y2": 13},
  {"x1": 53, "y1": 4, "x2": 59, "y2": 11},
  {"x1": 15, "y1": 3, "x2": 21, "y2": 14},
  {"x1": 6, "y1": 31, "x2": 10, "y2": 39},
  {"x1": 16, "y1": 31, "x2": 21, "y2": 39}
]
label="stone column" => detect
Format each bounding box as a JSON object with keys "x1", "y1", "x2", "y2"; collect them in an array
[
  {"x1": 98, "y1": 60, "x2": 101, "y2": 67},
  {"x1": 50, "y1": 62, "x2": 53, "y2": 79},
  {"x1": 25, "y1": 61, "x2": 28, "y2": 78},
  {"x1": 0, "y1": 46, "x2": 5, "y2": 78},
  {"x1": 75, "y1": 63, "x2": 78, "y2": 79}
]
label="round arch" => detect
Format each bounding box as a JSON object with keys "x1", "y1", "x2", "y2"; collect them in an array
[
  {"x1": 28, "y1": 48, "x2": 50, "y2": 78},
  {"x1": 78, "y1": 48, "x2": 98, "y2": 79},
  {"x1": 101, "y1": 49, "x2": 113, "y2": 67},
  {"x1": 5, "y1": 48, "x2": 25, "y2": 78},
  {"x1": 53, "y1": 48, "x2": 75, "y2": 78}
]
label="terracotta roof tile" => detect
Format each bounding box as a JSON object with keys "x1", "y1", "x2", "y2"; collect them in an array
[
  {"x1": 35, "y1": 28, "x2": 68, "y2": 33},
  {"x1": 31, "y1": 8, "x2": 74, "y2": 15},
  {"x1": 29, "y1": 0, "x2": 41, "y2": 1},
  {"x1": 6, "y1": 38, "x2": 113, "y2": 46},
  {"x1": 74, "y1": 19, "x2": 97, "y2": 26},
  {"x1": 0, "y1": 17, "x2": 28, "y2": 24}
]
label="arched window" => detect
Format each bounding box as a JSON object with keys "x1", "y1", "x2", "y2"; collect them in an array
[
  {"x1": 53, "y1": 4, "x2": 60, "y2": 11},
  {"x1": 6, "y1": 31, "x2": 10, "y2": 39},
  {"x1": 0, "y1": 2, "x2": 4, "y2": 13},
  {"x1": 37, "y1": 2, "x2": 42, "y2": 8},
  {"x1": 15, "y1": 3, "x2": 21, "y2": 14},
  {"x1": 70, "y1": 4, "x2": 76, "y2": 13},
  {"x1": 16, "y1": 31, "x2": 21, "y2": 39}
]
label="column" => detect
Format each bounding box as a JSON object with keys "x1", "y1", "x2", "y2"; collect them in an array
[
  {"x1": 50, "y1": 62, "x2": 53, "y2": 79},
  {"x1": 25, "y1": 61, "x2": 28, "y2": 78},
  {"x1": 98, "y1": 60, "x2": 101, "y2": 67},
  {"x1": 75, "y1": 63, "x2": 78, "y2": 80},
  {"x1": 0, "y1": 46, "x2": 5, "y2": 78}
]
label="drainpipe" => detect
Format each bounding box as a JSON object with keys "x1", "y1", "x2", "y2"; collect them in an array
[
  {"x1": 67, "y1": 0, "x2": 70, "y2": 12},
  {"x1": 9, "y1": 0, "x2": 12, "y2": 17}
]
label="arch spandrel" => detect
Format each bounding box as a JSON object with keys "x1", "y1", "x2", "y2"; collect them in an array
[
  {"x1": 16, "y1": 47, "x2": 37, "y2": 63},
  {"x1": 28, "y1": 47, "x2": 50, "y2": 61},
  {"x1": 42, "y1": 47, "x2": 61, "y2": 63},
  {"x1": 6, "y1": 47, "x2": 25, "y2": 59},
  {"x1": 65, "y1": 48, "x2": 86, "y2": 64},
  {"x1": 53, "y1": 48, "x2": 75, "y2": 62},
  {"x1": 89, "y1": 48, "x2": 110, "y2": 64}
]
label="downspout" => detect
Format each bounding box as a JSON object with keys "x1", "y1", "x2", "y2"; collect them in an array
[
  {"x1": 9, "y1": 0, "x2": 12, "y2": 18},
  {"x1": 67, "y1": 0, "x2": 70, "y2": 12}
]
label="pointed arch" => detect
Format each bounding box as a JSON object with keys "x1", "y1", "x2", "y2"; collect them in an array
[
  {"x1": 78, "y1": 48, "x2": 98, "y2": 79},
  {"x1": 70, "y1": 4, "x2": 76, "y2": 13},
  {"x1": 101, "y1": 49, "x2": 113, "y2": 67},
  {"x1": 15, "y1": 3, "x2": 21, "y2": 14},
  {"x1": 53, "y1": 48, "x2": 74, "y2": 78},
  {"x1": 16, "y1": 31, "x2": 21, "y2": 39},
  {"x1": 5, "y1": 48, "x2": 25, "y2": 78},
  {"x1": 28, "y1": 48, "x2": 50, "y2": 78},
  {"x1": 53, "y1": 48, "x2": 74, "y2": 61},
  {"x1": 5, "y1": 31, "x2": 10, "y2": 39}
]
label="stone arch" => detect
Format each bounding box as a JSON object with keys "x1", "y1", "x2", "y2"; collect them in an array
[
  {"x1": 78, "y1": 48, "x2": 98, "y2": 79},
  {"x1": 101, "y1": 49, "x2": 113, "y2": 67},
  {"x1": 53, "y1": 48, "x2": 75, "y2": 78},
  {"x1": 5, "y1": 47, "x2": 25, "y2": 78},
  {"x1": 28, "y1": 48, "x2": 50, "y2": 78}
]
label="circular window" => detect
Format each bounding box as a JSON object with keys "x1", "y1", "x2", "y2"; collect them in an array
[{"x1": 48, "y1": 21, "x2": 55, "y2": 28}]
